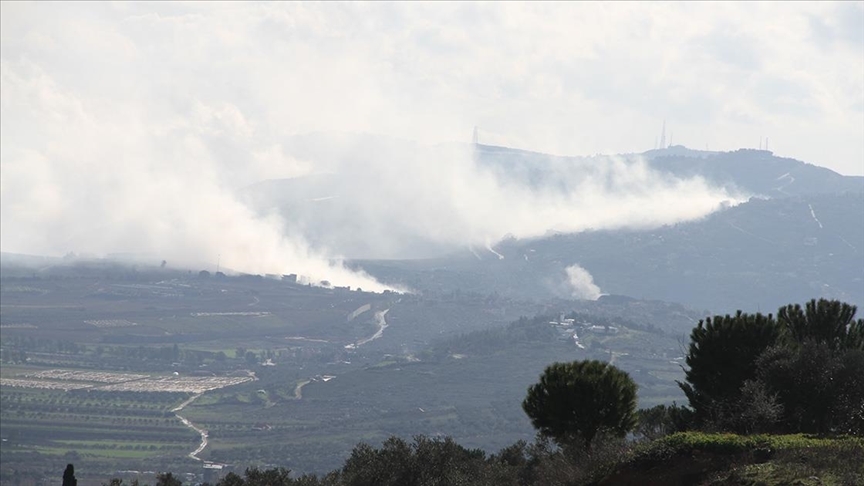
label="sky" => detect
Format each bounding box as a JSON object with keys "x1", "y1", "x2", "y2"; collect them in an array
[{"x1": 1, "y1": 2, "x2": 862, "y2": 288}]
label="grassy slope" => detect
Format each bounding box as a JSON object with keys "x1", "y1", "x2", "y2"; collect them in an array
[{"x1": 595, "y1": 432, "x2": 863, "y2": 486}]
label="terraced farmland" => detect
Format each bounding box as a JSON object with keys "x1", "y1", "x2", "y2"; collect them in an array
[
  {"x1": 0, "y1": 385, "x2": 198, "y2": 482},
  {"x1": 0, "y1": 366, "x2": 256, "y2": 482}
]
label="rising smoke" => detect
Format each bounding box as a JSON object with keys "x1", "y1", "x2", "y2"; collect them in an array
[
  {"x1": 564, "y1": 264, "x2": 603, "y2": 301},
  {"x1": 0, "y1": 63, "x2": 397, "y2": 290},
  {"x1": 244, "y1": 135, "x2": 743, "y2": 260}
]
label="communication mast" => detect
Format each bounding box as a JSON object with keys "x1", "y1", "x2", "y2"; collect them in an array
[{"x1": 659, "y1": 120, "x2": 666, "y2": 149}]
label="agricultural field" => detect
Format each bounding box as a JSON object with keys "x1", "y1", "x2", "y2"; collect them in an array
[
  {"x1": 0, "y1": 369, "x2": 253, "y2": 394},
  {"x1": 0, "y1": 384, "x2": 196, "y2": 482}
]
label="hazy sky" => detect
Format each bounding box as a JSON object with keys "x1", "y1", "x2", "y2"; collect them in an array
[
  {"x1": 3, "y1": 2, "x2": 862, "y2": 173},
  {"x1": 1, "y1": 2, "x2": 862, "y2": 287}
]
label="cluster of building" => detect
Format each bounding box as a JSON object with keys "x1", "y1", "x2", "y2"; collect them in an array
[{"x1": 548, "y1": 315, "x2": 621, "y2": 349}]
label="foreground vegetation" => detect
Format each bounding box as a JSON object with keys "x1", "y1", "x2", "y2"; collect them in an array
[{"x1": 90, "y1": 432, "x2": 862, "y2": 486}]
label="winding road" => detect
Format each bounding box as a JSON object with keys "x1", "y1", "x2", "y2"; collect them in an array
[
  {"x1": 172, "y1": 394, "x2": 207, "y2": 461},
  {"x1": 171, "y1": 370, "x2": 257, "y2": 461},
  {"x1": 354, "y1": 309, "x2": 390, "y2": 347},
  {"x1": 293, "y1": 379, "x2": 311, "y2": 400}
]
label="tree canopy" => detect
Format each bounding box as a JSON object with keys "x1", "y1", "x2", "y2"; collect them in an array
[
  {"x1": 522, "y1": 360, "x2": 637, "y2": 447},
  {"x1": 777, "y1": 298, "x2": 864, "y2": 349},
  {"x1": 679, "y1": 299, "x2": 864, "y2": 434},
  {"x1": 677, "y1": 311, "x2": 780, "y2": 427}
]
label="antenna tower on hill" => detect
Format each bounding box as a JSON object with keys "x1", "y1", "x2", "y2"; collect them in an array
[{"x1": 659, "y1": 120, "x2": 666, "y2": 149}]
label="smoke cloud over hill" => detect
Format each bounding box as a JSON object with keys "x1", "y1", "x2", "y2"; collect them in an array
[
  {"x1": 13, "y1": 2, "x2": 846, "y2": 289},
  {"x1": 245, "y1": 136, "x2": 744, "y2": 259}
]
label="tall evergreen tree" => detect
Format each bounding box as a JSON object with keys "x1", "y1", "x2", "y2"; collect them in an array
[
  {"x1": 677, "y1": 311, "x2": 781, "y2": 427},
  {"x1": 523, "y1": 360, "x2": 637, "y2": 448},
  {"x1": 778, "y1": 298, "x2": 863, "y2": 349},
  {"x1": 757, "y1": 300, "x2": 864, "y2": 433},
  {"x1": 62, "y1": 464, "x2": 77, "y2": 486}
]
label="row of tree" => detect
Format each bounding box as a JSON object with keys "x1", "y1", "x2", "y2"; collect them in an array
[{"x1": 680, "y1": 298, "x2": 863, "y2": 434}]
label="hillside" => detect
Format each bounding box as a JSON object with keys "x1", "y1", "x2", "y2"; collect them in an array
[
  {"x1": 241, "y1": 141, "x2": 864, "y2": 261},
  {"x1": 595, "y1": 433, "x2": 863, "y2": 486},
  {"x1": 475, "y1": 144, "x2": 864, "y2": 198},
  {"x1": 644, "y1": 147, "x2": 864, "y2": 197},
  {"x1": 359, "y1": 192, "x2": 864, "y2": 314}
]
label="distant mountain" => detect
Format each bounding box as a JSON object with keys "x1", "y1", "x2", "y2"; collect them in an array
[
  {"x1": 643, "y1": 146, "x2": 864, "y2": 196},
  {"x1": 358, "y1": 192, "x2": 864, "y2": 314},
  {"x1": 243, "y1": 138, "x2": 863, "y2": 262},
  {"x1": 471, "y1": 143, "x2": 863, "y2": 197},
  {"x1": 239, "y1": 136, "x2": 863, "y2": 313}
]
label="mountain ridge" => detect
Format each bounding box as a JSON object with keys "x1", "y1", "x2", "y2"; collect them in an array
[{"x1": 241, "y1": 140, "x2": 863, "y2": 261}]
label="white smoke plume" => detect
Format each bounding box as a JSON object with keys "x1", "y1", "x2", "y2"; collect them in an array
[
  {"x1": 564, "y1": 264, "x2": 603, "y2": 301},
  {"x1": 252, "y1": 137, "x2": 743, "y2": 258},
  {"x1": 0, "y1": 62, "x2": 397, "y2": 291}
]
